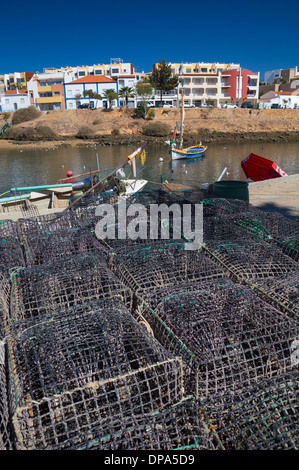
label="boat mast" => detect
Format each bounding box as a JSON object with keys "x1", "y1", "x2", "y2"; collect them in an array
[{"x1": 179, "y1": 65, "x2": 184, "y2": 149}]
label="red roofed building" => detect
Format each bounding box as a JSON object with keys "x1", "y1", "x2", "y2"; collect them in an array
[
  {"x1": 64, "y1": 75, "x2": 118, "y2": 109},
  {"x1": 0, "y1": 89, "x2": 30, "y2": 112}
]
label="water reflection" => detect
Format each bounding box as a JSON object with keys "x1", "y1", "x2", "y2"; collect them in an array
[{"x1": 0, "y1": 141, "x2": 298, "y2": 194}]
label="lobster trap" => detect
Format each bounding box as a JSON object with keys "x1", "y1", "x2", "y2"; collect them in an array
[
  {"x1": 251, "y1": 273, "x2": 299, "y2": 320},
  {"x1": 16, "y1": 211, "x2": 85, "y2": 238},
  {"x1": 135, "y1": 277, "x2": 299, "y2": 396},
  {"x1": 58, "y1": 397, "x2": 217, "y2": 450},
  {"x1": 0, "y1": 238, "x2": 25, "y2": 272},
  {"x1": 9, "y1": 253, "x2": 133, "y2": 329},
  {"x1": 199, "y1": 371, "x2": 299, "y2": 450},
  {"x1": 107, "y1": 239, "x2": 227, "y2": 293},
  {"x1": 7, "y1": 300, "x2": 184, "y2": 450},
  {"x1": 205, "y1": 240, "x2": 299, "y2": 281},
  {"x1": 0, "y1": 340, "x2": 15, "y2": 450},
  {"x1": 21, "y1": 227, "x2": 108, "y2": 267}
]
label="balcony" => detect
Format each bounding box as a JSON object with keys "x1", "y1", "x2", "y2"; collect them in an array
[
  {"x1": 36, "y1": 96, "x2": 62, "y2": 104},
  {"x1": 221, "y1": 82, "x2": 230, "y2": 87},
  {"x1": 38, "y1": 86, "x2": 52, "y2": 93}
]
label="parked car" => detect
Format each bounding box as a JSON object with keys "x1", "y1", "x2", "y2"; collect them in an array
[
  {"x1": 200, "y1": 103, "x2": 213, "y2": 108},
  {"x1": 222, "y1": 103, "x2": 238, "y2": 108},
  {"x1": 241, "y1": 102, "x2": 253, "y2": 108},
  {"x1": 183, "y1": 103, "x2": 195, "y2": 108},
  {"x1": 163, "y1": 104, "x2": 175, "y2": 108},
  {"x1": 77, "y1": 103, "x2": 90, "y2": 109}
]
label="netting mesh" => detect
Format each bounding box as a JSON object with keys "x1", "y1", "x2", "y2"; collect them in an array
[
  {"x1": 0, "y1": 238, "x2": 25, "y2": 271},
  {"x1": 21, "y1": 227, "x2": 108, "y2": 267},
  {"x1": 8, "y1": 253, "x2": 133, "y2": 328},
  {"x1": 107, "y1": 240, "x2": 227, "y2": 293},
  {"x1": 0, "y1": 189, "x2": 298, "y2": 450},
  {"x1": 16, "y1": 211, "x2": 85, "y2": 238},
  {"x1": 136, "y1": 278, "x2": 298, "y2": 396},
  {"x1": 204, "y1": 240, "x2": 299, "y2": 281},
  {"x1": 58, "y1": 397, "x2": 217, "y2": 450},
  {"x1": 0, "y1": 341, "x2": 14, "y2": 450},
  {"x1": 8, "y1": 300, "x2": 183, "y2": 450},
  {"x1": 200, "y1": 371, "x2": 299, "y2": 450},
  {"x1": 251, "y1": 273, "x2": 299, "y2": 320}
]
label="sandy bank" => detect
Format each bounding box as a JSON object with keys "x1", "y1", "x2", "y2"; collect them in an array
[{"x1": 1, "y1": 108, "x2": 299, "y2": 148}]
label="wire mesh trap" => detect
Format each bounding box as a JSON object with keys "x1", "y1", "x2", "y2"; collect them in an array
[
  {"x1": 16, "y1": 211, "x2": 85, "y2": 238},
  {"x1": 0, "y1": 219, "x2": 19, "y2": 239},
  {"x1": 107, "y1": 240, "x2": 227, "y2": 293},
  {"x1": 251, "y1": 273, "x2": 299, "y2": 320},
  {"x1": 200, "y1": 198, "x2": 263, "y2": 218},
  {"x1": 135, "y1": 277, "x2": 299, "y2": 397},
  {"x1": 9, "y1": 253, "x2": 133, "y2": 328},
  {"x1": 57, "y1": 397, "x2": 218, "y2": 450},
  {"x1": 232, "y1": 211, "x2": 299, "y2": 241},
  {"x1": 0, "y1": 237, "x2": 25, "y2": 272},
  {"x1": 0, "y1": 341, "x2": 15, "y2": 450},
  {"x1": 8, "y1": 300, "x2": 184, "y2": 450},
  {"x1": 22, "y1": 227, "x2": 108, "y2": 267},
  {"x1": 199, "y1": 371, "x2": 299, "y2": 450},
  {"x1": 204, "y1": 239, "x2": 299, "y2": 281}
]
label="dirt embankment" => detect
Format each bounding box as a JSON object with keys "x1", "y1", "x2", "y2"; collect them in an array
[{"x1": 1, "y1": 107, "x2": 299, "y2": 148}]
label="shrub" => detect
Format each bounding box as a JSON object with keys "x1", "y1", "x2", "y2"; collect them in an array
[
  {"x1": 111, "y1": 128, "x2": 120, "y2": 136},
  {"x1": 147, "y1": 109, "x2": 155, "y2": 120},
  {"x1": 6, "y1": 125, "x2": 57, "y2": 141},
  {"x1": 35, "y1": 125, "x2": 57, "y2": 140},
  {"x1": 12, "y1": 106, "x2": 41, "y2": 125},
  {"x1": 76, "y1": 126, "x2": 95, "y2": 139},
  {"x1": 92, "y1": 118, "x2": 101, "y2": 125},
  {"x1": 142, "y1": 121, "x2": 171, "y2": 137}
]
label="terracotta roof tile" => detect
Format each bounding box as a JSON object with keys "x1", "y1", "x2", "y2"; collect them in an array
[
  {"x1": 68, "y1": 76, "x2": 115, "y2": 84},
  {"x1": 4, "y1": 89, "x2": 27, "y2": 95}
]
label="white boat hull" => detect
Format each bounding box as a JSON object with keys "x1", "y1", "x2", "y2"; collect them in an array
[{"x1": 171, "y1": 145, "x2": 207, "y2": 160}]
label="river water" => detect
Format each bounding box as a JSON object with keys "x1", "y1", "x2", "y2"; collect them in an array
[{"x1": 0, "y1": 141, "x2": 298, "y2": 195}]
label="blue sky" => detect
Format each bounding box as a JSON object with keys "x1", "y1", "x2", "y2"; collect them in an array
[{"x1": 2, "y1": 0, "x2": 298, "y2": 81}]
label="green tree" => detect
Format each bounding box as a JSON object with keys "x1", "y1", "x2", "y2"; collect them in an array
[
  {"x1": 135, "y1": 79, "x2": 154, "y2": 119},
  {"x1": 83, "y1": 89, "x2": 95, "y2": 107},
  {"x1": 149, "y1": 59, "x2": 179, "y2": 106},
  {"x1": 103, "y1": 89, "x2": 118, "y2": 109},
  {"x1": 118, "y1": 86, "x2": 135, "y2": 108},
  {"x1": 75, "y1": 93, "x2": 82, "y2": 109}
]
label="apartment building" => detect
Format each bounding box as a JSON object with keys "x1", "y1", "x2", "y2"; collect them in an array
[
  {"x1": 118, "y1": 73, "x2": 147, "y2": 107},
  {"x1": 44, "y1": 58, "x2": 135, "y2": 80},
  {"x1": 27, "y1": 71, "x2": 75, "y2": 111},
  {"x1": 0, "y1": 71, "x2": 34, "y2": 94},
  {"x1": 152, "y1": 62, "x2": 259, "y2": 107}
]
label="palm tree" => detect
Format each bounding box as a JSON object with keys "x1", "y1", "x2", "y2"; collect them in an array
[
  {"x1": 75, "y1": 93, "x2": 82, "y2": 109},
  {"x1": 118, "y1": 86, "x2": 134, "y2": 108},
  {"x1": 83, "y1": 89, "x2": 95, "y2": 107},
  {"x1": 103, "y1": 89, "x2": 118, "y2": 109}
]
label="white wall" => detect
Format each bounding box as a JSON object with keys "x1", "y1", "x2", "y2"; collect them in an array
[
  {"x1": 0, "y1": 93, "x2": 30, "y2": 112},
  {"x1": 64, "y1": 81, "x2": 118, "y2": 109}
]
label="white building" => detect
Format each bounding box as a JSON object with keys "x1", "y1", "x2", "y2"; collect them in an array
[
  {"x1": 64, "y1": 76, "x2": 118, "y2": 109},
  {"x1": 0, "y1": 89, "x2": 30, "y2": 112},
  {"x1": 259, "y1": 90, "x2": 299, "y2": 108},
  {"x1": 118, "y1": 73, "x2": 147, "y2": 107}
]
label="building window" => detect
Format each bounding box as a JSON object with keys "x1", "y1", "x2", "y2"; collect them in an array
[
  {"x1": 95, "y1": 70, "x2": 102, "y2": 75},
  {"x1": 201, "y1": 68, "x2": 208, "y2": 72},
  {"x1": 186, "y1": 68, "x2": 191, "y2": 73},
  {"x1": 56, "y1": 103, "x2": 61, "y2": 110},
  {"x1": 111, "y1": 68, "x2": 119, "y2": 74},
  {"x1": 54, "y1": 91, "x2": 60, "y2": 96},
  {"x1": 78, "y1": 71, "x2": 86, "y2": 77}
]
